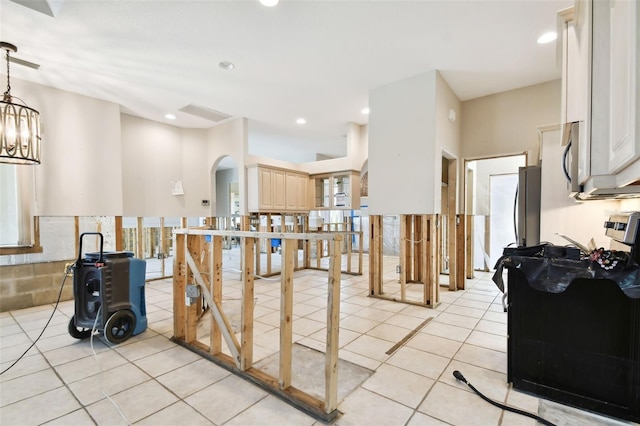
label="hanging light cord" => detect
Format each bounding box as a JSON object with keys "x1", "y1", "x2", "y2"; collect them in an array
[{"x1": 453, "y1": 370, "x2": 556, "y2": 426}]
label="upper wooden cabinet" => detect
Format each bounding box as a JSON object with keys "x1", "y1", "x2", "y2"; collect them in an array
[
  {"x1": 311, "y1": 171, "x2": 360, "y2": 210},
  {"x1": 560, "y1": 0, "x2": 640, "y2": 198},
  {"x1": 247, "y1": 165, "x2": 308, "y2": 212}
]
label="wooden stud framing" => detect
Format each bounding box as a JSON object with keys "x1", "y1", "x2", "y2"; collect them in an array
[
  {"x1": 241, "y1": 236, "x2": 255, "y2": 370},
  {"x1": 369, "y1": 215, "x2": 382, "y2": 297},
  {"x1": 456, "y1": 214, "x2": 465, "y2": 290},
  {"x1": 370, "y1": 215, "x2": 439, "y2": 308},
  {"x1": 211, "y1": 235, "x2": 223, "y2": 355},
  {"x1": 173, "y1": 233, "x2": 186, "y2": 340},
  {"x1": 279, "y1": 238, "x2": 295, "y2": 389},
  {"x1": 172, "y1": 228, "x2": 344, "y2": 422},
  {"x1": 325, "y1": 236, "x2": 342, "y2": 413},
  {"x1": 466, "y1": 214, "x2": 475, "y2": 279},
  {"x1": 447, "y1": 158, "x2": 458, "y2": 291}
]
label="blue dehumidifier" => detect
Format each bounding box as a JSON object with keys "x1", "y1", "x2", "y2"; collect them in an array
[{"x1": 68, "y1": 232, "x2": 147, "y2": 344}]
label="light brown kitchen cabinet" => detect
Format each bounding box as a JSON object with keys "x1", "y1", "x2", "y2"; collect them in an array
[{"x1": 247, "y1": 165, "x2": 308, "y2": 212}]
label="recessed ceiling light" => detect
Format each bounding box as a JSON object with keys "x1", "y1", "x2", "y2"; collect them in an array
[
  {"x1": 219, "y1": 61, "x2": 235, "y2": 70},
  {"x1": 361, "y1": 107, "x2": 370, "y2": 115},
  {"x1": 537, "y1": 31, "x2": 557, "y2": 44},
  {"x1": 259, "y1": 0, "x2": 279, "y2": 6},
  {"x1": 165, "y1": 114, "x2": 176, "y2": 120},
  {"x1": 296, "y1": 118, "x2": 306, "y2": 124}
]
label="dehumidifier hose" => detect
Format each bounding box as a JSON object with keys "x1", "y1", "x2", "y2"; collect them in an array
[{"x1": 453, "y1": 370, "x2": 556, "y2": 426}]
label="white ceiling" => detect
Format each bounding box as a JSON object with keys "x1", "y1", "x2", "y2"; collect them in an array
[{"x1": 1, "y1": 0, "x2": 571, "y2": 163}]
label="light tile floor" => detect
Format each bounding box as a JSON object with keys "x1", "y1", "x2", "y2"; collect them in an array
[{"x1": 0, "y1": 255, "x2": 635, "y2": 425}]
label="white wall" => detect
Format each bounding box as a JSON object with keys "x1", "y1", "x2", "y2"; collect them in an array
[
  {"x1": 539, "y1": 127, "x2": 623, "y2": 248},
  {"x1": 208, "y1": 118, "x2": 247, "y2": 216},
  {"x1": 368, "y1": 71, "x2": 438, "y2": 214},
  {"x1": 436, "y1": 72, "x2": 462, "y2": 213},
  {"x1": 11, "y1": 78, "x2": 124, "y2": 216}
]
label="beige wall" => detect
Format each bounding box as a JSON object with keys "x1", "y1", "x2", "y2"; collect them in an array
[
  {"x1": 461, "y1": 80, "x2": 561, "y2": 165},
  {"x1": 121, "y1": 114, "x2": 210, "y2": 217},
  {"x1": 12, "y1": 78, "x2": 124, "y2": 216}
]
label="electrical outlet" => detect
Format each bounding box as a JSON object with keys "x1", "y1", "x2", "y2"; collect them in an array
[{"x1": 186, "y1": 284, "x2": 200, "y2": 298}]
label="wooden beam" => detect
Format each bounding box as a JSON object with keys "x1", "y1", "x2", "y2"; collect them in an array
[
  {"x1": 173, "y1": 233, "x2": 186, "y2": 340},
  {"x1": 427, "y1": 215, "x2": 440, "y2": 307},
  {"x1": 114, "y1": 216, "x2": 123, "y2": 251},
  {"x1": 279, "y1": 238, "x2": 295, "y2": 389},
  {"x1": 325, "y1": 235, "x2": 342, "y2": 413},
  {"x1": 136, "y1": 217, "x2": 144, "y2": 259},
  {"x1": 211, "y1": 235, "x2": 223, "y2": 355},
  {"x1": 369, "y1": 215, "x2": 382, "y2": 296},
  {"x1": 241, "y1": 236, "x2": 255, "y2": 371},
  {"x1": 456, "y1": 214, "x2": 465, "y2": 290},
  {"x1": 466, "y1": 214, "x2": 475, "y2": 279},
  {"x1": 447, "y1": 159, "x2": 457, "y2": 291}
]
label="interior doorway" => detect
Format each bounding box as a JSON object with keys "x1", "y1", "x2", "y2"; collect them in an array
[{"x1": 465, "y1": 154, "x2": 526, "y2": 271}]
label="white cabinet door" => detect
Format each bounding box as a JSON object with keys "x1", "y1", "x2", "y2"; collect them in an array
[{"x1": 608, "y1": 0, "x2": 638, "y2": 173}]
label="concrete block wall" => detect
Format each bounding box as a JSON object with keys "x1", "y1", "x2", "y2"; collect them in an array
[
  {"x1": 0, "y1": 260, "x2": 73, "y2": 312},
  {"x1": 0, "y1": 216, "x2": 117, "y2": 312}
]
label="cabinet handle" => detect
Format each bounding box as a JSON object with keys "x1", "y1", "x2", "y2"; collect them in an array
[{"x1": 562, "y1": 142, "x2": 572, "y2": 184}]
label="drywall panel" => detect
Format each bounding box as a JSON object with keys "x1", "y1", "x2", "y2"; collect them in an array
[
  {"x1": 181, "y1": 128, "x2": 211, "y2": 216},
  {"x1": 209, "y1": 118, "x2": 247, "y2": 215},
  {"x1": 461, "y1": 80, "x2": 561, "y2": 165},
  {"x1": 11, "y1": 78, "x2": 124, "y2": 216},
  {"x1": 435, "y1": 72, "x2": 462, "y2": 214},
  {"x1": 368, "y1": 71, "x2": 438, "y2": 215},
  {"x1": 121, "y1": 115, "x2": 209, "y2": 217}
]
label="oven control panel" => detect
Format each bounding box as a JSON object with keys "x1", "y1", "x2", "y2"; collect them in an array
[{"x1": 605, "y1": 212, "x2": 640, "y2": 245}]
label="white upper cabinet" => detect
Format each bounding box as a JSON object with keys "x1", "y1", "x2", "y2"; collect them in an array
[{"x1": 562, "y1": 0, "x2": 640, "y2": 198}]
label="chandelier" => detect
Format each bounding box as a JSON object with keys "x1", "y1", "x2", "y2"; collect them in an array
[{"x1": 0, "y1": 42, "x2": 41, "y2": 165}]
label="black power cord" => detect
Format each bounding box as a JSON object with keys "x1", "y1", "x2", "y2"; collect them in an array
[
  {"x1": 1, "y1": 263, "x2": 74, "y2": 376},
  {"x1": 453, "y1": 370, "x2": 556, "y2": 426}
]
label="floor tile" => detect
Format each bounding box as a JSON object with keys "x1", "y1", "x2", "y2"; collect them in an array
[
  {"x1": 68, "y1": 362, "x2": 151, "y2": 406},
  {"x1": 406, "y1": 333, "x2": 462, "y2": 359},
  {"x1": 133, "y1": 346, "x2": 202, "y2": 377},
  {"x1": 0, "y1": 368, "x2": 63, "y2": 407},
  {"x1": 342, "y1": 334, "x2": 391, "y2": 362},
  {"x1": 1, "y1": 386, "x2": 81, "y2": 425},
  {"x1": 474, "y1": 319, "x2": 507, "y2": 336},
  {"x1": 362, "y1": 363, "x2": 434, "y2": 408},
  {"x1": 54, "y1": 348, "x2": 128, "y2": 384},
  {"x1": 366, "y1": 323, "x2": 415, "y2": 343},
  {"x1": 422, "y1": 321, "x2": 472, "y2": 342},
  {"x1": 432, "y1": 312, "x2": 479, "y2": 329},
  {"x1": 135, "y1": 401, "x2": 214, "y2": 426},
  {"x1": 441, "y1": 359, "x2": 509, "y2": 403},
  {"x1": 386, "y1": 346, "x2": 449, "y2": 380},
  {"x1": 337, "y1": 387, "x2": 414, "y2": 426},
  {"x1": 113, "y1": 334, "x2": 176, "y2": 361},
  {"x1": 86, "y1": 379, "x2": 178, "y2": 424},
  {"x1": 453, "y1": 343, "x2": 507, "y2": 374},
  {"x1": 43, "y1": 408, "x2": 96, "y2": 425},
  {"x1": 418, "y1": 381, "x2": 501, "y2": 426},
  {"x1": 0, "y1": 352, "x2": 49, "y2": 382},
  {"x1": 406, "y1": 411, "x2": 451, "y2": 425},
  {"x1": 225, "y1": 395, "x2": 316, "y2": 426},
  {"x1": 339, "y1": 315, "x2": 378, "y2": 334},
  {"x1": 465, "y1": 330, "x2": 507, "y2": 353},
  {"x1": 185, "y1": 374, "x2": 268, "y2": 425},
  {"x1": 155, "y1": 358, "x2": 230, "y2": 398}
]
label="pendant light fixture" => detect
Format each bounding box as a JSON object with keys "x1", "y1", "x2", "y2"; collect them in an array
[{"x1": 0, "y1": 42, "x2": 41, "y2": 165}]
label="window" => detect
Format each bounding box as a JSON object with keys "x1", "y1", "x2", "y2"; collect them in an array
[{"x1": 0, "y1": 164, "x2": 41, "y2": 254}]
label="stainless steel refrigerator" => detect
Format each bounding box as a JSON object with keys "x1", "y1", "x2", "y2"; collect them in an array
[{"x1": 517, "y1": 165, "x2": 541, "y2": 247}]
